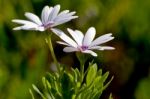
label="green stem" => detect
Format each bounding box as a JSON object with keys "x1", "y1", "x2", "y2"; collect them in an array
[
  {"x1": 76, "y1": 52, "x2": 86, "y2": 83},
  {"x1": 80, "y1": 61, "x2": 84, "y2": 83},
  {"x1": 46, "y1": 35, "x2": 60, "y2": 73}
]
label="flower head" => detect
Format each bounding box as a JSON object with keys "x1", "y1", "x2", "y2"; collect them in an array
[
  {"x1": 12, "y1": 5, "x2": 78, "y2": 31},
  {"x1": 51, "y1": 27, "x2": 115, "y2": 57}
]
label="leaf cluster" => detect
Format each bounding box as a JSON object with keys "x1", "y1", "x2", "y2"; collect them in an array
[{"x1": 30, "y1": 63, "x2": 113, "y2": 99}]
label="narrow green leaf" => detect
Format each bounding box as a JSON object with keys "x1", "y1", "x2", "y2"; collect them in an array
[
  {"x1": 103, "y1": 76, "x2": 114, "y2": 90},
  {"x1": 75, "y1": 68, "x2": 80, "y2": 81},
  {"x1": 101, "y1": 71, "x2": 109, "y2": 83},
  {"x1": 77, "y1": 82, "x2": 81, "y2": 88},
  {"x1": 72, "y1": 94, "x2": 76, "y2": 99},
  {"x1": 32, "y1": 84, "x2": 46, "y2": 99},
  {"x1": 97, "y1": 69, "x2": 102, "y2": 76},
  {"x1": 81, "y1": 89, "x2": 93, "y2": 99},
  {"x1": 61, "y1": 72, "x2": 74, "y2": 98},
  {"x1": 42, "y1": 77, "x2": 46, "y2": 89},
  {"x1": 72, "y1": 68, "x2": 78, "y2": 83},
  {"x1": 109, "y1": 93, "x2": 113, "y2": 99},
  {"x1": 93, "y1": 76, "x2": 103, "y2": 89},
  {"x1": 46, "y1": 80, "x2": 52, "y2": 90},
  {"x1": 29, "y1": 89, "x2": 35, "y2": 99},
  {"x1": 86, "y1": 64, "x2": 97, "y2": 86}
]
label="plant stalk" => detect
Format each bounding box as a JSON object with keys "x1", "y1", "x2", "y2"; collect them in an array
[{"x1": 46, "y1": 35, "x2": 60, "y2": 73}]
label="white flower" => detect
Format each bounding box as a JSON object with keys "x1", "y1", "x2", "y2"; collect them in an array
[
  {"x1": 51, "y1": 27, "x2": 115, "y2": 57},
  {"x1": 12, "y1": 5, "x2": 78, "y2": 31}
]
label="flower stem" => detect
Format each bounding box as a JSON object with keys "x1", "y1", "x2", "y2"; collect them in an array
[
  {"x1": 80, "y1": 61, "x2": 84, "y2": 83},
  {"x1": 46, "y1": 35, "x2": 60, "y2": 73},
  {"x1": 76, "y1": 52, "x2": 86, "y2": 83}
]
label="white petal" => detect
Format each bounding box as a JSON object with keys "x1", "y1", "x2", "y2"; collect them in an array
[
  {"x1": 56, "y1": 10, "x2": 69, "y2": 18},
  {"x1": 54, "y1": 16, "x2": 78, "y2": 22},
  {"x1": 55, "y1": 11, "x2": 76, "y2": 20},
  {"x1": 25, "y1": 12, "x2": 42, "y2": 25},
  {"x1": 67, "y1": 11, "x2": 76, "y2": 16},
  {"x1": 74, "y1": 30, "x2": 84, "y2": 42},
  {"x1": 37, "y1": 26, "x2": 45, "y2": 31},
  {"x1": 41, "y1": 6, "x2": 53, "y2": 24},
  {"x1": 89, "y1": 46, "x2": 101, "y2": 50},
  {"x1": 12, "y1": 20, "x2": 40, "y2": 30},
  {"x1": 98, "y1": 46, "x2": 115, "y2": 50},
  {"x1": 63, "y1": 47, "x2": 78, "y2": 52},
  {"x1": 51, "y1": 16, "x2": 78, "y2": 27},
  {"x1": 67, "y1": 28, "x2": 83, "y2": 46},
  {"x1": 51, "y1": 28, "x2": 63, "y2": 35},
  {"x1": 83, "y1": 27, "x2": 96, "y2": 46},
  {"x1": 90, "y1": 33, "x2": 114, "y2": 46},
  {"x1": 51, "y1": 28, "x2": 77, "y2": 47},
  {"x1": 13, "y1": 24, "x2": 39, "y2": 30},
  {"x1": 48, "y1": 5, "x2": 60, "y2": 21},
  {"x1": 57, "y1": 41, "x2": 70, "y2": 46},
  {"x1": 82, "y1": 50, "x2": 97, "y2": 57},
  {"x1": 13, "y1": 26, "x2": 23, "y2": 30},
  {"x1": 12, "y1": 19, "x2": 35, "y2": 25}
]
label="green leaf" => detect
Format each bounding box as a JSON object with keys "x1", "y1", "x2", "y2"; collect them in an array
[
  {"x1": 97, "y1": 69, "x2": 102, "y2": 76},
  {"x1": 46, "y1": 80, "x2": 52, "y2": 90},
  {"x1": 101, "y1": 71, "x2": 109, "y2": 84},
  {"x1": 72, "y1": 68, "x2": 78, "y2": 83},
  {"x1": 86, "y1": 64, "x2": 97, "y2": 86},
  {"x1": 93, "y1": 76, "x2": 103, "y2": 89},
  {"x1": 75, "y1": 68, "x2": 80, "y2": 81},
  {"x1": 109, "y1": 93, "x2": 113, "y2": 99},
  {"x1": 29, "y1": 89, "x2": 35, "y2": 99},
  {"x1": 42, "y1": 77, "x2": 47, "y2": 89},
  {"x1": 61, "y1": 72, "x2": 74, "y2": 98},
  {"x1": 103, "y1": 76, "x2": 114, "y2": 90},
  {"x1": 81, "y1": 89, "x2": 93, "y2": 99},
  {"x1": 32, "y1": 84, "x2": 46, "y2": 99}
]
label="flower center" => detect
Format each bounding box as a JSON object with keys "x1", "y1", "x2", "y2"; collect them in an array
[
  {"x1": 80, "y1": 46, "x2": 88, "y2": 51},
  {"x1": 42, "y1": 21, "x2": 54, "y2": 29}
]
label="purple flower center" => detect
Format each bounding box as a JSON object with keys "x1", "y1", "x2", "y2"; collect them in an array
[
  {"x1": 42, "y1": 21, "x2": 54, "y2": 29},
  {"x1": 80, "y1": 46, "x2": 88, "y2": 51}
]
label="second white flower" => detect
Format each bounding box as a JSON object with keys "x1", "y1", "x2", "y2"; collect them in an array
[{"x1": 52, "y1": 27, "x2": 115, "y2": 57}]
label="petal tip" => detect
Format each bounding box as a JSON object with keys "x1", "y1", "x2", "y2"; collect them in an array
[{"x1": 13, "y1": 27, "x2": 21, "y2": 30}]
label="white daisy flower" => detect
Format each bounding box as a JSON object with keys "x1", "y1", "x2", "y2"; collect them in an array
[
  {"x1": 51, "y1": 27, "x2": 115, "y2": 57},
  {"x1": 12, "y1": 5, "x2": 78, "y2": 31}
]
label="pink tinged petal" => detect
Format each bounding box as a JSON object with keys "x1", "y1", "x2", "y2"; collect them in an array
[
  {"x1": 51, "y1": 28, "x2": 63, "y2": 35},
  {"x1": 90, "y1": 33, "x2": 114, "y2": 46},
  {"x1": 67, "y1": 28, "x2": 83, "y2": 46},
  {"x1": 41, "y1": 6, "x2": 53, "y2": 24},
  {"x1": 12, "y1": 20, "x2": 39, "y2": 30},
  {"x1": 13, "y1": 24, "x2": 39, "y2": 30},
  {"x1": 51, "y1": 28, "x2": 77, "y2": 48},
  {"x1": 37, "y1": 27, "x2": 45, "y2": 31},
  {"x1": 88, "y1": 46, "x2": 101, "y2": 50},
  {"x1": 75, "y1": 30, "x2": 84, "y2": 44},
  {"x1": 57, "y1": 41, "x2": 70, "y2": 46},
  {"x1": 51, "y1": 16, "x2": 78, "y2": 27},
  {"x1": 63, "y1": 47, "x2": 78, "y2": 52},
  {"x1": 55, "y1": 11, "x2": 77, "y2": 20},
  {"x1": 12, "y1": 19, "x2": 35, "y2": 25},
  {"x1": 98, "y1": 46, "x2": 115, "y2": 50},
  {"x1": 54, "y1": 16, "x2": 78, "y2": 22},
  {"x1": 48, "y1": 5, "x2": 60, "y2": 21},
  {"x1": 56, "y1": 10, "x2": 70, "y2": 18},
  {"x1": 83, "y1": 27, "x2": 96, "y2": 46},
  {"x1": 82, "y1": 50, "x2": 97, "y2": 57},
  {"x1": 67, "y1": 11, "x2": 77, "y2": 16},
  {"x1": 25, "y1": 12, "x2": 42, "y2": 25}
]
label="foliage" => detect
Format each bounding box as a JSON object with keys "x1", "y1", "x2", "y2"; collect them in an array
[
  {"x1": 30, "y1": 63, "x2": 113, "y2": 99},
  {"x1": 0, "y1": 0, "x2": 150, "y2": 98}
]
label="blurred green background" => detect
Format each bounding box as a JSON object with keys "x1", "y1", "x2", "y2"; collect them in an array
[{"x1": 0, "y1": 0, "x2": 150, "y2": 99}]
